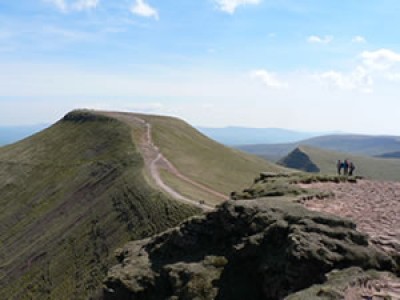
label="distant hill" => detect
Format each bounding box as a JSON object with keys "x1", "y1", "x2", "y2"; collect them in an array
[
  {"x1": 279, "y1": 147, "x2": 320, "y2": 173},
  {"x1": 0, "y1": 110, "x2": 286, "y2": 299},
  {"x1": 376, "y1": 151, "x2": 400, "y2": 159},
  {"x1": 0, "y1": 124, "x2": 49, "y2": 146},
  {"x1": 279, "y1": 145, "x2": 400, "y2": 181},
  {"x1": 197, "y1": 126, "x2": 323, "y2": 146},
  {"x1": 238, "y1": 134, "x2": 400, "y2": 162}
]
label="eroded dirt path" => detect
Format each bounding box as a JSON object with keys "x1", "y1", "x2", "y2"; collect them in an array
[
  {"x1": 103, "y1": 112, "x2": 227, "y2": 210},
  {"x1": 299, "y1": 180, "x2": 400, "y2": 299}
]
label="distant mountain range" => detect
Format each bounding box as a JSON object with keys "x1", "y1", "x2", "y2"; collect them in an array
[
  {"x1": 237, "y1": 134, "x2": 400, "y2": 162},
  {"x1": 0, "y1": 124, "x2": 49, "y2": 146},
  {"x1": 196, "y1": 126, "x2": 328, "y2": 145}
]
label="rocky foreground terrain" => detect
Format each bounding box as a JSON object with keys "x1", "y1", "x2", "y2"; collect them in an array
[
  {"x1": 301, "y1": 180, "x2": 400, "y2": 299},
  {"x1": 101, "y1": 181, "x2": 400, "y2": 300}
]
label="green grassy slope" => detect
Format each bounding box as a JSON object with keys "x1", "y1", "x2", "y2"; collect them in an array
[
  {"x1": 280, "y1": 145, "x2": 400, "y2": 181},
  {"x1": 0, "y1": 111, "x2": 198, "y2": 300},
  {"x1": 136, "y1": 114, "x2": 288, "y2": 195}
]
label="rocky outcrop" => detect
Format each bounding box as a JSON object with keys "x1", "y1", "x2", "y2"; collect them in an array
[
  {"x1": 63, "y1": 109, "x2": 113, "y2": 123},
  {"x1": 103, "y1": 199, "x2": 398, "y2": 300}
]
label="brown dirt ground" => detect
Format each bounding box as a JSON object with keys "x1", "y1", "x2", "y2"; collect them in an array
[{"x1": 299, "y1": 180, "x2": 400, "y2": 299}]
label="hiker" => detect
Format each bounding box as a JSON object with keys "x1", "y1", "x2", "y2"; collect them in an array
[
  {"x1": 336, "y1": 160, "x2": 343, "y2": 175},
  {"x1": 349, "y1": 161, "x2": 355, "y2": 176},
  {"x1": 343, "y1": 160, "x2": 349, "y2": 176}
]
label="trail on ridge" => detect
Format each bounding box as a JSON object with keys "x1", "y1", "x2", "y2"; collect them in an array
[{"x1": 103, "y1": 112, "x2": 228, "y2": 210}]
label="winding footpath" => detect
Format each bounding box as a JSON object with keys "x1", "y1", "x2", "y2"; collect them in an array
[
  {"x1": 103, "y1": 112, "x2": 228, "y2": 211},
  {"x1": 139, "y1": 119, "x2": 228, "y2": 211}
]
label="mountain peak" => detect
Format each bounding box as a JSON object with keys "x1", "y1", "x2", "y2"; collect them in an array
[{"x1": 279, "y1": 147, "x2": 320, "y2": 173}]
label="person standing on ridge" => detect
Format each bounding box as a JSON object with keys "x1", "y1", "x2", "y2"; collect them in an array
[
  {"x1": 343, "y1": 160, "x2": 349, "y2": 176},
  {"x1": 349, "y1": 161, "x2": 355, "y2": 176},
  {"x1": 337, "y1": 160, "x2": 343, "y2": 175}
]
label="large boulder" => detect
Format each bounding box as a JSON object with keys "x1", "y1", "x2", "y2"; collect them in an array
[{"x1": 103, "y1": 199, "x2": 398, "y2": 300}]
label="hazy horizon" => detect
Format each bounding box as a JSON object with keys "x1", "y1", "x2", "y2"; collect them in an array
[{"x1": 1, "y1": 1, "x2": 400, "y2": 135}]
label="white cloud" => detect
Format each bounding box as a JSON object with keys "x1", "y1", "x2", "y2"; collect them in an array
[
  {"x1": 317, "y1": 66, "x2": 373, "y2": 93},
  {"x1": 352, "y1": 35, "x2": 366, "y2": 43},
  {"x1": 45, "y1": 0, "x2": 67, "y2": 12},
  {"x1": 309, "y1": 48, "x2": 400, "y2": 93},
  {"x1": 361, "y1": 48, "x2": 400, "y2": 70},
  {"x1": 316, "y1": 49, "x2": 400, "y2": 93},
  {"x1": 131, "y1": 0, "x2": 159, "y2": 20},
  {"x1": 72, "y1": 0, "x2": 99, "y2": 11},
  {"x1": 307, "y1": 35, "x2": 333, "y2": 44},
  {"x1": 214, "y1": 0, "x2": 262, "y2": 14},
  {"x1": 2, "y1": 63, "x2": 400, "y2": 135},
  {"x1": 250, "y1": 69, "x2": 288, "y2": 89},
  {"x1": 385, "y1": 73, "x2": 400, "y2": 82},
  {"x1": 45, "y1": 0, "x2": 99, "y2": 12}
]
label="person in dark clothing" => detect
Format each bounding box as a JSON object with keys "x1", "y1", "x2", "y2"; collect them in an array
[
  {"x1": 343, "y1": 160, "x2": 349, "y2": 175},
  {"x1": 349, "y1": 161, "x2": 355, "y2": 176},
  {"x1": 337, "y1": 160, "x2": 343, "y2": 175}
]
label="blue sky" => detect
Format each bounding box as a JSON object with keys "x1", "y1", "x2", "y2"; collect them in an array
[{"x1": 1, "y1": 0, "x2": 400, "y2": 134}]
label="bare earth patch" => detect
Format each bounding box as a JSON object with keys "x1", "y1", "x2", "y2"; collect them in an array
[{"x1": 299, "y1": 180, "x2": 400, "y2": 299}]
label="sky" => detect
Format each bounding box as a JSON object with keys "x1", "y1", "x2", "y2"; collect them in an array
[{"x1": 1, "y1": 0, "x2": 400, "y2": 134}]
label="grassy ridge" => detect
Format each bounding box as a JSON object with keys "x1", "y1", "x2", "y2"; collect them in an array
[
  {"x1": 137, "y1": 114, "x2": 287, "y2": 196},
  {"x1": 281, "y1": 145, "x2": 400, "y2": 181},
  {"x1": 0, "y1": 111, "x2": 199, "y2": 299}
]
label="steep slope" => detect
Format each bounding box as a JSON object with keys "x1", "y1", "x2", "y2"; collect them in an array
[
  {"x1": 238, "y1": 134, "x2": 400, "y2": 162},
  {"x1": 0, "y1": 111, "x2": 199, "y2": 299},
  {"x1": 100, "y1": 112, "x2": 287, "y2": 205},
  {"x1": 280, "y1": 145, "x2": 400, "y2": 181}
]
